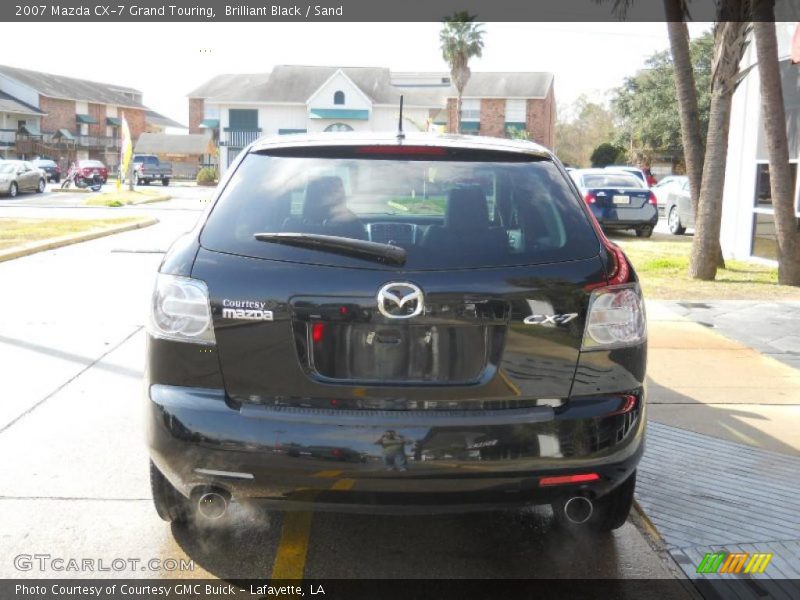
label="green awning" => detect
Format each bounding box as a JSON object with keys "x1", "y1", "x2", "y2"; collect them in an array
[
  {"x1": 505, "y1": 122, "x2": 526, "y2": 132},
  {"x1": 53, "y1": 128, "x2": 75, "y2": 140},
  {"x1": 18, "y1": 123, "x2": 41, "y2": 136},
  {"x1": 278, "y1": 129, "x2": 307, "y2": 135},
  {"x1": 309, "y1": 109, "x2": 369, "y2": 121},
  {"x1": 76, "y1": 114, "x2": 98, "y2": 124},
  {"x1": 459, "y1": 121, "x2": 480, "y2": 132},
  {"x1": 106, "y1": 117, "x2": 121, "y2": 126},
  {"x1": 200, "y1": 118, "x2": 220, "y2": 128}
]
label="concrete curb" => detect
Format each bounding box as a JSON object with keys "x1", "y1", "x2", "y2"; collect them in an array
[
  {"x1": 84, "y1": 193, "x2": 171, "y2": 206},
  {"x1": 51, "y1": 187, "x2": 91, "y2": 194},
  {"x1": 0, "y1": 217, "x2": 159, "y2": 263}
]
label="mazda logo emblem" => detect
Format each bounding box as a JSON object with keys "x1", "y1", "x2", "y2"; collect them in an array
[{"x1": 377, "y1": 282, "x2": 424, "y2": 319}]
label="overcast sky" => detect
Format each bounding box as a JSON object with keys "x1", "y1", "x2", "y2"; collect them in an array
[{"x1": 3, "y1": 22, "x2": 711, "y2": 128}]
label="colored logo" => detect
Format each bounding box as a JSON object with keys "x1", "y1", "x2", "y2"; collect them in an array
[{"x1": 696, "y1": 551, "x2": 773, "y2": 574}]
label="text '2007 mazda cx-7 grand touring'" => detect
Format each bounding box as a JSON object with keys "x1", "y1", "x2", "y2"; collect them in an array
[{"x1": 146, "y1": 132, "x2": 646, "y2": 532}]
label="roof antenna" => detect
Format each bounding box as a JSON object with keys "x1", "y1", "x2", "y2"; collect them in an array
[{"x1": 396, "y1": 95, "x2": 405, "y2": 142}]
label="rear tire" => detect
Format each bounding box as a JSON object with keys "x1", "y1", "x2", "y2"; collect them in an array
[
  {"x1": 668, "y1": 207, "x2": 686, "y2": 235},
  {"x1": 551, "y1": 471, "x2": 636, "y2": 533},
  {"x1": 635, "y1": 226, "x2": 653, "y2": 238},
  {"x1": 8, "y1": 182, "x2": 17, "y2": 197},
  {"x1": 161, "y1": 178, "x2": 170, "y2": 187},
  {"x1": 150, "y1": 461, "x2": 191, "y2": 523},
  {"x1": 37, "y1": 178, "x2": 46, "y2": 193}
]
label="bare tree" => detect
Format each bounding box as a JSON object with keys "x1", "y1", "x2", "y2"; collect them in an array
[
  {"x1": 440, "y1": 12, "x2": 485, "y2": 134},
  {"x1": 753, "y1": 13, "x2": 800, "y2": 284},
  {"x1": 688, "y1": 15, "x2": 750, "y2": 280}
]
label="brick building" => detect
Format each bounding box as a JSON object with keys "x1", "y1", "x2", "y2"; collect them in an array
[
  {"x1": 0, "y1": 65, "x2": 179, "y2": 170},
  {"x1": 188, "y1": 66, "x2": 555, "y2": 174}
]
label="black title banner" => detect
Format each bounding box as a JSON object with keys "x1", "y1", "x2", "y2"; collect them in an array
[
  {"x1": 3, "y1": 578, "x2": 783, "y2": 600},
  {"x1": 3, "y1": 0, "x2": 800, "y2": 22}
]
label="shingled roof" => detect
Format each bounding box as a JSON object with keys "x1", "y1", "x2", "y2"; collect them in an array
[
  {"x1": 188, "y1": 66, "x2": 553, "y2": 105},
  {"x1": 0, "y1": 65, "x2": 145, "y2": 108},
  {"x1": 0, "y1": 90, "x2": 45, "y2": 116}
]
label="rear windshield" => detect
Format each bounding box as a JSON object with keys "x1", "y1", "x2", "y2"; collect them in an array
[
  {"x1": 200, "y1": 151, "x2": 600, "y2": 270},
  {"x1": 135, "y1": 155, "x2": 157, "y2": 164},
  {"x1": 34, "y1": 160, "x2": 55, "y2": 167},
  {"x1": 80, "y1": 160, "x2": 104, "y2": 168},
  {"x1": 582, "y1": 174, "x2": 642, "y2": 188}
]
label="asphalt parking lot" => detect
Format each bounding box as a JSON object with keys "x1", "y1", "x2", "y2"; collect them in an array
[{"x1": 0, "y1": 186, "x2": 693, "y2": 588}]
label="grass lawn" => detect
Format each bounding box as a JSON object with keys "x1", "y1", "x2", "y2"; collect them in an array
[
  {"x1": 84, "y1": 188, "x2": 169, "y2": 207},
  {"x1": 612, "y1": 231, "x2": 800, "y2": 300},
  {"x1": 0, "y1": 217, "x2": 140, "y2": 251},
  {"x1": 388, "y1": 195, "x2": 446, "y2": 215}
]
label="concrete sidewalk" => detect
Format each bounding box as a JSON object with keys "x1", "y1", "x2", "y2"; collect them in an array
[
  {"x1": 637, "y1": 301, "x2": 800, "y2": 595},
  {"x1": 646, "y1": 300, "x2": 800, "y2": 456}
]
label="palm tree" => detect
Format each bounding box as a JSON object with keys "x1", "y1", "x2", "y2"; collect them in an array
[
  {"x1": 752, "y1": 15, "x2": 800, "y2": 285},
  {"x1": 688, "y1": 17, "x2": 750, "y2": 280},
  {"x1": 664, "y1": 1, "x2": 704, "y2": 216},
  {"x1": 665, "y1": 0, "x2": 725, "y2": 268},
  {"x1": 440, "y1": 12, "x2": 485, "y2": 134}
]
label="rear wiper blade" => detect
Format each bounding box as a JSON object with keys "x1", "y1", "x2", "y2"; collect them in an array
[{"x1": 253, "y1": 232, "x2": 407, "y2": 266}]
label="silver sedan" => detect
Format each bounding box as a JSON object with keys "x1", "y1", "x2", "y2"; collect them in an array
[{"x1": 0, "y1": 160, "x2": 47, "y2": 197}]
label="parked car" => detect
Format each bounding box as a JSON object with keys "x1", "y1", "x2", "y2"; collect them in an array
[
  {"x1": 604, "y1": 165, "x2": 657, "y2": 188},
  {"x1": 146, "y1": 133, "x2": 646, "y2": 531},
  {"x1": 133, "y1": 154, "x2": 172, "y2": 186},
  {"x1": 665, "y1": 182, "x2": 694, "y2": 235},
  {"x1": 75, "y1": 160, "x2": 108, "y2": 184},
  {"x1": 570, "y1": 168, "x2": 659, "y2": 237},
  {"x1": 32, "y1": 158, "x2": 61, "y2": 183},
  {"x1": 0, "y1": 160, "x2": 47, "y2": 197},
  {"x1": 651, "y1": 175, "x2": 688, "y2": 216}
]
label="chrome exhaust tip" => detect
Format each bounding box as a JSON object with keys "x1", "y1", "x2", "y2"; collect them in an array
[
  {"x1": 563, "y1": 496, "x2": 593, "y2": 524},
  {"x1": 196, "y1": 489, "x2": 229, "y2": 520}
]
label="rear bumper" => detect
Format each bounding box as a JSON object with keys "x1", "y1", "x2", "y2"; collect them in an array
[
  {"x1": 592, "y1": 206, "x2": 658, "y2": 228},
  {"x1": 147, "y1": 384, "x2": 645, "y2": 513}
]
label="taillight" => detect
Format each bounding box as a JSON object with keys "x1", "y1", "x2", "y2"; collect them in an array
[
  {"x1": 539, "y1": 473, "x2": 600, "y2": 486},
  {"x1": 312, "y1": 322, "x2": 325, "y2": 343},
  {"x1": 648, "y1": 191, "x2": 658, "y2": 205},
  {"x1": 583, "y1": 192, "x2": 596, "y2": 204},
  {"x1": 582, "y1": 284, "x2": 646, "y2": 350},
  {"x1": 148, "y1": 274, "x2": 215, "y2": 345}
]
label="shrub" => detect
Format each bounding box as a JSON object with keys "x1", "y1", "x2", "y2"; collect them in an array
[
  {"x1": 196, "y1": 167, "x2": 218, "y2": 186},
  {"x1": 590, "y1": 143, "x2": 625, "y2": 168}
]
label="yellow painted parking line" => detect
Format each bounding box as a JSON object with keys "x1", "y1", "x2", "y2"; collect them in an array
[
  {"x1": 311, "y1": 469, "x2": 343, "y2": 478},
  {"x1": 270, "y1": 478, "x2": 355, "y2": 580},
  {"x1": 330, "y1": 478, "x2": 355, "y2": 491},
  {"x1": 271, "y1": 509, "x2": 316, "y2": 580},
  {"x1": 498, "y1": 369, "x2": 521, "y2": 396}
]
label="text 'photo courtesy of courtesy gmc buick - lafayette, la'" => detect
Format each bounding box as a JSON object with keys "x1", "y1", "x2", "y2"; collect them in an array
[{"x1": 146, "y1": 132, "x2": 647, "y2": 532}]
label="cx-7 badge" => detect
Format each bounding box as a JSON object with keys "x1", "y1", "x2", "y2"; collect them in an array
[{"x1": 524, "y1": 313, "x2": 579, "y2": 326}]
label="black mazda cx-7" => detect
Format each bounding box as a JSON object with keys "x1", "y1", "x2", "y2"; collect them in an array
[{"x1": 146, "y1": 133, "x2": 646, "y2": 532}]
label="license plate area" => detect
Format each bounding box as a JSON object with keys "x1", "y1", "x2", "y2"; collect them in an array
[
  {"x1": 306, "y1": 322, "x2": 490, "y2": 384},
  {"x1": 613, "y1": 195, "x2": 630, "y2": 205}
]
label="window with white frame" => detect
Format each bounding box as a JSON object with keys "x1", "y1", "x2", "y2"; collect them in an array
[
  {"x1": 460, "y1": 99, "x2": 480, "y2": 121},
  {"x1": 505, "y1": 99, "x2": 526, "y2": 123}
]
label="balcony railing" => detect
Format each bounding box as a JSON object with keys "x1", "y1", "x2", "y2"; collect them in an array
[
  {"x1": 220, "y1": 129, "x2": 262, "y2": 147},
  {"x1": 0, "y1": 129, "x2": 16, "y2": 147},
  {"x1": 74, "y1": 135, "x2": 121, "y2": 150}
]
